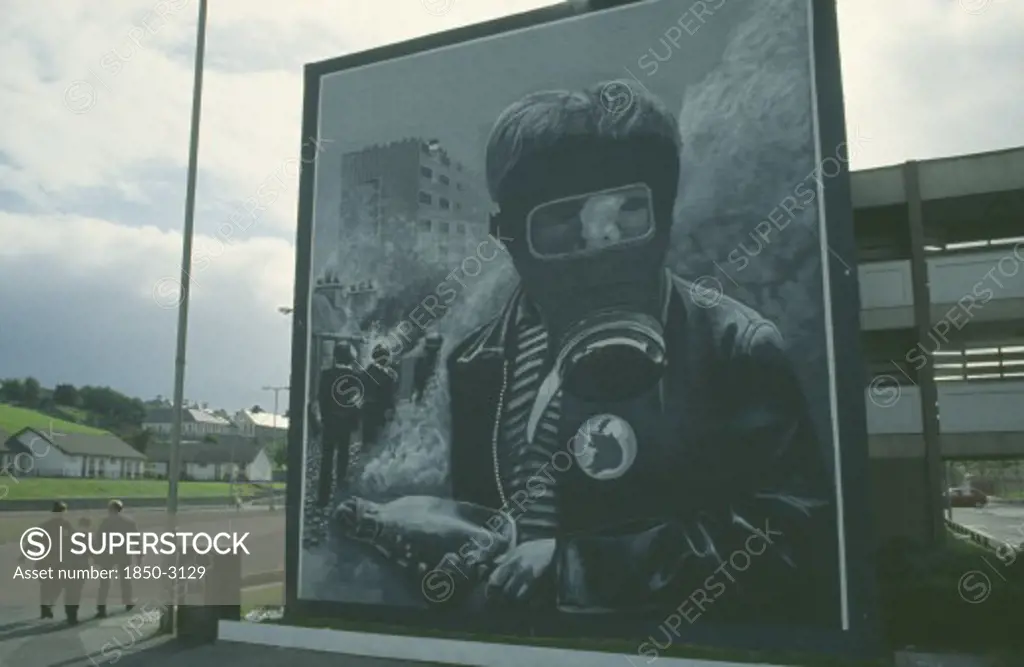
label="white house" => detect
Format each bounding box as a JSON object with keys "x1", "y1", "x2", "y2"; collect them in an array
[
  {"x1": 3, "y1": 427, "x2": 147, "y2": 479},
  {"x1": 143, "y1": 408, "x2": 235, "y2": 437},
  {"x1": 233, "y1": 409, "x2": 288, "y2": 441},
  {"x1": 0, "y1": 428, "x2": 14, "y2": 472},
  {"x1": 145, "y1": 435, "x2": 272, "y2": 482}
]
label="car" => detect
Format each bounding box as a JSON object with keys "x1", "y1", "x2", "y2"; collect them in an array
[{"x1": 946, "y1": 487, "x2": 988, "y2": 508}]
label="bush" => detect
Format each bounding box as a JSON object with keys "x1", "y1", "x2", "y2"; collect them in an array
[{"x1": 877, "y1": 534, "x2": 1023, "y2": 652}]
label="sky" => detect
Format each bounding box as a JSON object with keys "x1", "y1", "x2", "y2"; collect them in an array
[{"x1": 0, "y1": 0, "x2": 1022, "y2": 413}]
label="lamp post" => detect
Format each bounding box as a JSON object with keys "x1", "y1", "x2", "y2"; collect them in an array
[{"x1": 164, "y1": 0, "x2": 208, "y2": 636}]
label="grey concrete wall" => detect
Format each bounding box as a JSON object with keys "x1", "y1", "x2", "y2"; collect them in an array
[{"x1": 871, "y1": 456, "x2": 930, "y2": 545}]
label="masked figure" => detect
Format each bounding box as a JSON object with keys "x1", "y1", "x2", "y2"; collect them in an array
[{"x1": 439, "y1": 82, "x2": 839, "y2": 625}]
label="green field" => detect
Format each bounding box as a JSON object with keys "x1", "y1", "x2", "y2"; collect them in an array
[
  {"x1": 1, "y1": 477, "x2": 285, "y2": 501},
  {"x1": 0, "y1": 403, "x2": 108, "y2": 436}
]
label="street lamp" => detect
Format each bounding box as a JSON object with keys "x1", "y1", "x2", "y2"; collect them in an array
[{"x1": 164, "y1": 0, "x2": 208, "y2": 636}]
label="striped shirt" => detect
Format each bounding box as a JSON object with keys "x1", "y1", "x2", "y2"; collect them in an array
[{"x1": 497, "y1": 298, "x2": 563, "y2": 542}]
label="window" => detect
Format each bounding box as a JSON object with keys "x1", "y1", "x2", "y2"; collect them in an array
[
  {"x1": 420, "y1": 166, "x2": 433, "y2": 179},
  {"x1": 440, "y1": 155, "x2": 451, "y2": 167},
  {"x1": 439, "y1": 174, "x2": 450, "y2": 186},
  {"x1": 440, "y1": 198, "x2": 451, "y2": 210},
  {"x1": 933, "y1": 345, "x2": 1024, "y2": 382},
  {"x1": 455, "y1": 203, "x2": 462, "y2": 211},
  {"x1": 456, "y1": 182, "x2": 463, "y2": 191},
  {"x1": 419, "y1": 220, "x2": 431, "y2": 232},
  {"x1": 457, "y1": 224, "x2": 466, "y2": 234},
  {"x1": 418, "y1": 191, "x2": 432, "y2": 205},
  {"x1": 438, "y1": 222, "x2": 450, "y2": 233}
]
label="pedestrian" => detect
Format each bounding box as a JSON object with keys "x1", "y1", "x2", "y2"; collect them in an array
[
  {"x1": 62, "y1": 517, "x2": 93, "y2": 625},
  {"x1": 18, "y1": 501, "x2": 73, "y2": 620},
  {"x1": 317, "y1": 342, "x2": 362, "y2": 507},
  {"x1": 362, "y1": 344, "x2": 398, "y2": 449},
  {"x1": 94, "y1": 500, "x2": 137, "y2": 618}
]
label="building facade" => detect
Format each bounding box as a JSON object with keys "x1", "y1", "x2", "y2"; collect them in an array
[
  {"x1": 3, "y1": 428, "x2": 146, "y2": 479},
  {"x1": 854, "y1": 146, "x2": 1024, "y2": 543},
  {"x1": 233, "y1": 409, "x2": 289, "y2": 442},
  {"x1": 143, "y1": 408, "x2": 235, "y2": 437},
  {"x1": 339, "y1": 138, "x2": 493, "y2": 265},
  {"x1": 145, "y1": 436, "x2": 273, "y2": 482}
]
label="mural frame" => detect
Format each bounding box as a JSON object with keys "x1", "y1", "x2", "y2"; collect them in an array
[{"x1": 284, "y1": 0, "x2": 880, "y2": 659}]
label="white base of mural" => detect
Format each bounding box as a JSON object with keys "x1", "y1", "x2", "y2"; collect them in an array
[{"x1": 217, "y1": 620, "x2": 786, "y2": 667}]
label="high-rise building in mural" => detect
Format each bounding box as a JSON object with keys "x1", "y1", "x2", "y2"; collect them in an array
[{"x1": 339, "y1": 138, "x2": 493, "y2": 265}]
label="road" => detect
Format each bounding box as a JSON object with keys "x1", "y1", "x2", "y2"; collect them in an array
[{"x1": 951, "y1": 502, "x2": 1024, "y2": 548}]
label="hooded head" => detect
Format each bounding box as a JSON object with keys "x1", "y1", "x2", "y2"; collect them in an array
[{"x1": 485, "y1": 82, "x2": 682, "y2": 401}]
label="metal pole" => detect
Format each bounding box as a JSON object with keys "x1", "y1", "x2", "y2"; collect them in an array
[
  {"x1": 169, "y1": 0, "x2": 208, "y2": 518},
  {"x1": 165, "y1": 0, "x2": 208, "y2": 635}
]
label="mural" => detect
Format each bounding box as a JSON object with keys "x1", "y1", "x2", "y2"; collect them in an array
[{"x1": 289, "y1": 0, "x2": 871, "y2": 652}]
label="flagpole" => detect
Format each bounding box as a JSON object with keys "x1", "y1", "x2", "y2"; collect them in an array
[{"x1": 165, "y1": 0, "x2": 208, "y2": 635}]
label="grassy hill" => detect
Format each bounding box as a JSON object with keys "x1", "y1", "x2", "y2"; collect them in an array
[{"x1": 0, "y1": 403, "x2": 108, "y2": 436}]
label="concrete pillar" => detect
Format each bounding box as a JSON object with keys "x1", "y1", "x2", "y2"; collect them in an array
[{"x1": 903, "y1": 160, "x2": 945, "y2": 544}]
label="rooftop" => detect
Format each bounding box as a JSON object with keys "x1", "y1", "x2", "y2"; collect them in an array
[
  {"x1": 6, "y1": 427, "x2": 145, "y2": 460},
  {"x1": 144, "y1": 408, "x2": 232, "y2": 425},
  {"x1": 237, "y1": 410, "x2": 289, "y2": 431}
]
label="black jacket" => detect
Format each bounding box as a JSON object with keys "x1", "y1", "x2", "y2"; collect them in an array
[
  {"x1": 319, "y1": 364, "x2": 361, "y2": 427},
  {"x1": 446, "y1": 273, "x2": 839, "y2": 626}
]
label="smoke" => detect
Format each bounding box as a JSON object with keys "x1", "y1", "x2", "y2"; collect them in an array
[{"x1": 349, "y1": 230, "x2": 517, "y2": 497}]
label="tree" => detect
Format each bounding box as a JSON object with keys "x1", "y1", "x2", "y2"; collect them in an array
[
  {"x1": 0, "y1": 378, "x2": 24, "y2": 404},
  {"x1": 22, "y1": 377, "x2": 41, "y2": 408},
  {"x1": 128, "y1": 429, "x2": 153, "y2": 454},
  {"x1": 251, "y1": 405, "x2": 264, "y2": 414},
  {"x1": 79, "y1": 385, "x2": 146, "y2": 429},
  {"x1": 202, "y1": 434, "x2": 218, "y2": 444},
  {"x1": 270, "y1": 439, "x2": 288, "y2": 468},
  {"x1": 53, "y1": 383, "x2": 80, "y2": 407}
]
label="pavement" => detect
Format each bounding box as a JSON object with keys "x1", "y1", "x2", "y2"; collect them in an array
[
  {"x1": 950, "y1": 502, "x2": 1024, "y2": 548},
  {"x1": 0, "y1": 623, "x2": 450, "y2": 667}
]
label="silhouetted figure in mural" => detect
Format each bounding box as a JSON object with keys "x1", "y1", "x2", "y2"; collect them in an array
[
  {"x1": 317, "y1": 343, "x2": 362, "y2": 507},
  {"x1": 412, "y1": 334, "x2": 443, "y2": 404},
  {"x1": 361, "y1": 345, "x2": 398, "y2": 449}
]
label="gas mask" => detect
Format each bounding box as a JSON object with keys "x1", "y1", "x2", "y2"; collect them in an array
[{"x1": 515, "y1": 183, "x2": 669, "y2": 404}]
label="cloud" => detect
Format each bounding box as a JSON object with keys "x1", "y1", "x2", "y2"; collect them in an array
[
  {"x1": 0, "y1": 211, "x2": 294, "y2": 409},
  {"x1": 837, "y1": 0, "x2": 1024, "y2": 167},
  {"x1": 0, "y1": 0, "x2": 1022, "y2": 411}
]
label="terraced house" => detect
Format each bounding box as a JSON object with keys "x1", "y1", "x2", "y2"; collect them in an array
[{"x1": 2, "y1": 427, "x2": 147, "y2": 478}]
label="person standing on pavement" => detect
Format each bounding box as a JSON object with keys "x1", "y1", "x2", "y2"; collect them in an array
[
  {"x1": 62, "y1": 516, "x2": 93, "y2": 625},
  {"x1": 17, "y1": 501, "x2": 74, "y2": 620},
  {"x1": 94, "y1": 499, "x2": 137, "y2": 618}
]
